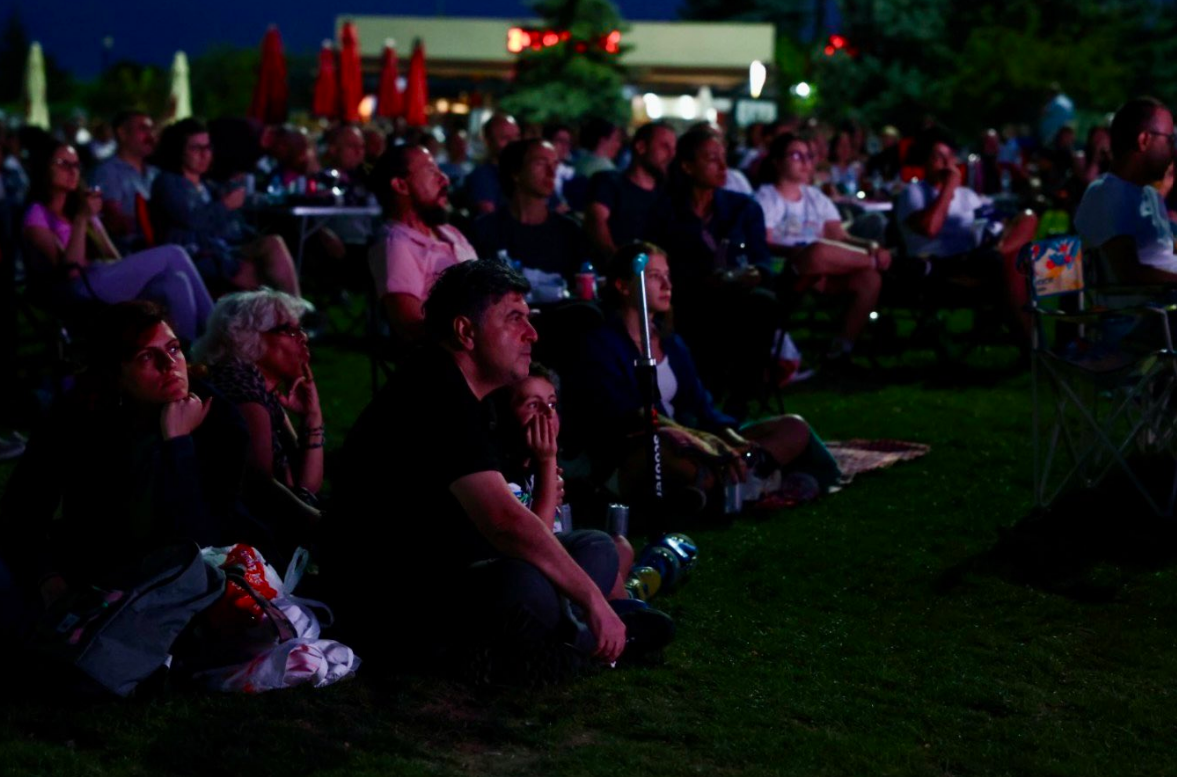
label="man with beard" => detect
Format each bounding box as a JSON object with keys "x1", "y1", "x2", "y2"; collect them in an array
[
  {"x1": 472, "y1": 139, "x2": 588, "y2": 280},
  {"x1": 92, "y1": 110, "x2": 158, "y2": 253},
  {"x1": 1075, "y1": 97, "x2": 1177, "y2": 284},
  {"x1": 332, "y1": 260, "x2": 645, "y2": 678},
  {"x1": 584, "y1": 122, "x2": 677, "y2": 260},
  {"x1": 369, "y1": 143, "x2": 477, "y2": 344}
]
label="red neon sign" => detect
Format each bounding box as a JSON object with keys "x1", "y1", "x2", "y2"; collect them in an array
[{"x1": 506, "y1": 27, "x2": 621, "y2": 54}]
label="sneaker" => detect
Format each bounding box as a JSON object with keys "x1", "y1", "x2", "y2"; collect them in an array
[
  {"x1": 609, "y1": 597, "x2": 650, "y2": 616},
  {"x1": 617, "y1": 607, "x2": 675, "y2": 666},
  {"x1": 0, "y1": 435, "x2": 25, "y2": 462}
]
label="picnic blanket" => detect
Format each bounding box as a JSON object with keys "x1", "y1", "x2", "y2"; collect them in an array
[{"x1": 826, "y1": 439, "x2": 930, "y2": 482}]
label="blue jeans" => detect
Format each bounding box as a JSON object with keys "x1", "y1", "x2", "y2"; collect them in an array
[
  {"x1": 68, "y1": 245, "x2": 214, "y2": 341},
  {"x1": 456, "y1": 529, "x2": 619, "y2": 654}
]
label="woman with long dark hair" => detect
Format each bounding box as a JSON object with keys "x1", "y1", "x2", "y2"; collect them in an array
[
  {"x1": 0, "y1": 301, "x2": 251, "y2": 619},
  {"x1": 21, "y1": 138, "x2": 213, "y2": 341}
]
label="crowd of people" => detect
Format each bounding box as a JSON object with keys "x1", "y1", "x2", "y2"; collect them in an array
[{"x1": 1, "y1": 91, "x2": 1174, "y2": 686}]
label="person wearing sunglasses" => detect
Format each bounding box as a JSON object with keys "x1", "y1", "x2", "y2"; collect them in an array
[
  {"x1": 1076, "y1": 97, "x2": 1177, "y2": 285},
  {"x1": 756, "y1": 132, "x2": 887, "y2": 367},
  {"x1": 193, "y1": 289, "x2": 322, "y2": 560},
  {"x1": 20, "y1": 137, "x2": 214, "y2": 343}
]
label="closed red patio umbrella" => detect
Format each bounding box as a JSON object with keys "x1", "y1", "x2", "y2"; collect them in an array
[
  {"x1": 249, "y1": 25, "x2": 288, "y2": 124},
  {"x1": 403, "y1": 38, "x2": 428, "y2": 128},
  {"x1": 339, "y1": 21, "x2": 363, "y2": 123},
  {"x1": 376, "y1": 38, "x2": 403, "y2": 119},
  {"x1": 312, "y1": 41, "x2": 339, "y2": 119}
]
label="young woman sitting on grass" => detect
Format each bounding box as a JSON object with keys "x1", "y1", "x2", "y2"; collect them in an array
[
  {"x1": 492, "y1": 363, "x2": 636, "y2": 602},
  {"x1": 563, "y1": 242, "x2": 841, "y2": 515},
  {"x1": 0, "y1": 302, "x2": 250, "y2": 628}
]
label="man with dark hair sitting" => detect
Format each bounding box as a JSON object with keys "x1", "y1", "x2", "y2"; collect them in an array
[
  {"x1": 368, "y1": 143, "x2": 476, "y2": 344},
  {"x1": 574, "y1": 117, "x2": 623, "y2": 179},
  {"x1": 91, "y1": 110, "x2": 157, "y2": 253},
  {"x1": 463, "y1": 112, "x2": 520, "y2": 216},
  {"x1": 896, "y1": 127, "x2": 1037, "y2": 340},
  {"x1": 471, "y1": 138, "x2": 588, "y2": 280},
  {"x1": 1075, "y1": 96, "x2": 1177, "y2": 284},
  {"x1": 584, "y1": 121, "x2": 677, "y2": 260},
  {"x1": 334, "y1": 260, "x2": 668, "y2": 678}
]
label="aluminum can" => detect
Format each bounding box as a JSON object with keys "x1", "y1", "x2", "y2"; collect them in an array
[
  {"x1": 606, "y1": 503, "x2": 630, "y2": 537},
  {"x1": 724, "y1": 482, "x2": 743, "y2": 514}
]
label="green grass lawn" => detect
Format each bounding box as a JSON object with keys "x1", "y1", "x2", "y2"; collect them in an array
[{"x1": 2, "y1": 339, "x2": 1175, "y2": 777}]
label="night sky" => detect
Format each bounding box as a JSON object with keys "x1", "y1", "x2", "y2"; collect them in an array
[{"x1": 6, "y1": 0, "x2": 684, "y2": 78}]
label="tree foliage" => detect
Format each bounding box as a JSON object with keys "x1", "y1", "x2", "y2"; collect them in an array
[
  {"x1": 686, "y1": 0, "x2": 1177, "y2": 137},
  {"x1": 188, "y1": 45, "x2": 316, "y2": 121},
  {"x1": 0, "y1": 8, "x2": 75, "y2": 108},
  {"x1": 500, "y1": 0, "x2": 630, "y2": 126},
  {"x1": 79, "y1": 61, "x2": 169, "y2": 119}
]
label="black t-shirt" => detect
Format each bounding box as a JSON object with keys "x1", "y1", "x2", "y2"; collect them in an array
[
  {"x1": 471, "y1": 209, "x2": 588, "y2": 278},
  {"x1": 645, "y1": 188, "x2": 769, "y2": 313},
  {"x1": 335, "y1": 347, "x2": 502, "y2": 576},
  {"x1": 462, "y1": 162, "x2": 505, "y2": 212},
  {"x1": 587, "y1": 170, "x2": 662, "y2": 247}
]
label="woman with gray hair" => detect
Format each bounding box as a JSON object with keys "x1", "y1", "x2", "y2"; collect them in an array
[{"x1": 193, "y1": 289, "x2": 323, "y2": 550}]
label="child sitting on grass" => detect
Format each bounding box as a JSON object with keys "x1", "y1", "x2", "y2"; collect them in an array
[{"x1": 493, "y1": 363, "x2": 636, "y2": 603}]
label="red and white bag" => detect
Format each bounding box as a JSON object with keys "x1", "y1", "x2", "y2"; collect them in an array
[{"x1": 192, "y1": 544, "x2": 360, "y2": 693}]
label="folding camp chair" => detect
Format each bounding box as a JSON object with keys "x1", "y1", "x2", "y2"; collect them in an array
[{"x1": 1027, "y1": 235, "x2": 1177, "y2": 516}]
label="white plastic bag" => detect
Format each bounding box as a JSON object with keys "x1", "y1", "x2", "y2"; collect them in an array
[
  {"x1": 521, "y1": 267, "x2": 568, "y2": 303},
  {"x1": 770, "y1": 330, "x2": 813, "y2": 386},
  {"x1": 196, "y1": 636, "x2": 361, "y2": 694},
  {"x1": 195, "y1": 545, "x2": 359, "y2": 693}
]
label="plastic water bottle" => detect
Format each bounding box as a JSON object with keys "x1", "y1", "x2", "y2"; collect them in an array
[
  {"x1": 496, "y1": 249, "x2": 522, "y2": 272},
  {"x1": 635, "y1": 544, "x2": 682, "y2": 592},
  {"x1": 625, "y1": 566, "x2": 662, "y2": 601},
  {"x1": 732, "y1": 242, "x2": 749, "y2": 269},
  {"x1": 659, "y1": 533, "x2": 698, "y2": 577},
  {"x1": 266, "y1": 175, "x2": 285, "y2": 204}
]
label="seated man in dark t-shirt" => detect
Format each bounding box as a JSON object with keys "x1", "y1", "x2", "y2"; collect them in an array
[
  {"x1": 462, "y1": 112, "x2": 520, "y2": 216},
  {"x1": 585, "y1": 121, "x2": 677, "y2": 261},
  {"x1": 471, "y1": 139, "x2": 588, "y2": 279},
  {"x1": 333, "y1": 259, "x2": 653, "y2": 671}
]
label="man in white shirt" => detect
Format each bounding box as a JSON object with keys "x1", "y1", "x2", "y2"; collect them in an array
[
  {"x1": 368, "y1": 144, "x2": 477, "y2": 344},
  {"x1": 1074, "y1": 96, "x2": 1177, "y2": 284},
  {"x1": 897, "y1": 128, "x2": 1037, "y2": 339}
]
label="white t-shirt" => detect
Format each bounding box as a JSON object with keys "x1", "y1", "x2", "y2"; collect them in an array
[
  {"x1": 896, "y1": 181, "x2": 986, "y2": 258},
  {"x1": 1074, "y1": 172, "x2": 1177, "y2": 275},
  {"x1": 655, "y1": 356, "x2": 678, "y2": 420},
  {"x1": 723, "y1": 169, "x2": 754, "y2": 195},
  {"x1": 754, "y1": 184, "x2": 841, "y2": 247}
]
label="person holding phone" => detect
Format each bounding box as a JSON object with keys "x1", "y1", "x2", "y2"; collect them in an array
[
  {"x1": 151, "y1": 118, "x2": 301, "y2": 298},
  {"x1": 21, "y1": 139, "x2": 214, "y2": 342}
]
